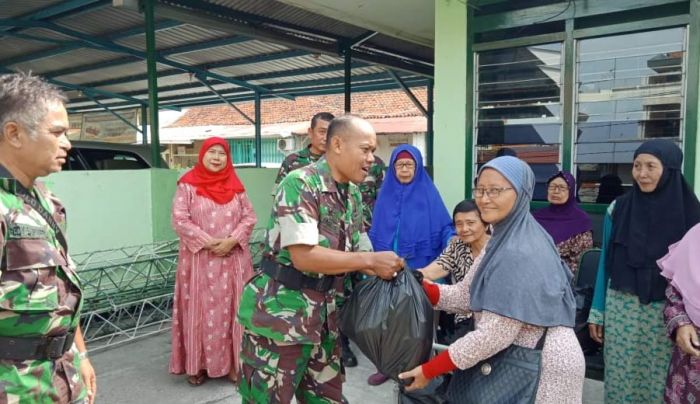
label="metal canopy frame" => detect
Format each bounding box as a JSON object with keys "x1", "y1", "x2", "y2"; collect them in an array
[
  {"x1": 0, "y1": 18, "x2": 285, "y2": 97},
  {"x1": 0, "y1": 0, "x2": 435, "y2": 167},
  {"x1": 0, "y1": 1, "x2": 433, "y2": 108},
  {"x1": 151, "y1": 0, "x2": 433, "y2": 76}
]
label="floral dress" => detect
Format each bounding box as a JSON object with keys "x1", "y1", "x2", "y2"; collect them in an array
[
  {"x1": 663, "y1": 284, "x2": 700, "y2": 403},
  {"x1": 556, "y1": 231, "x2": 593, "y2": 273},
  {"x1": 588, "y1": 202, "x2": 672, "y2": 403}
]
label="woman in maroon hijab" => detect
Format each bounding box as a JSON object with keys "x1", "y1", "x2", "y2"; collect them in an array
[
  {"x1": 533, "y1": 171, "x2": 593, "y2": 273},
  {"x1": 169, "y1": 137, "x2": 257, "y2": 386}
]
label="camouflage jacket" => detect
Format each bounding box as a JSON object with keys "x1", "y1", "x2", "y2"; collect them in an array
[
  {"x1": 238, "y1": 158, "x2": 372, "y2": 344},
  {"x1": 272, "y1": 146, "x2": 323, "y2": 192},
  {"x1": 0, "y1": 176, "x2": 85, "y2": 403},
  {"x1": 357, "y1": 155, "x2": 386, "y2": 230}
]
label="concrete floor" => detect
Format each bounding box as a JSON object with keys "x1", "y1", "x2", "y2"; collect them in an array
[{"x1": 90, "y1": 332, "x2": 603, "y2": 403}]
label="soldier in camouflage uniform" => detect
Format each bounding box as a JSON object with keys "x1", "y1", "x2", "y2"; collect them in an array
[
  {"x1": 0, "y1": 73, "x2": 96, "y2": 403},
  {"x1": 358, "y1": 156, "x2": 385, "y2": 235},
  {"x1": 272, "y1": 112, "x2": 335, "y2": 192},
  {"x1": 273, "y1": 113, "x2": 386, "y2": 368},
  {"x1": 237, "y1": 115, "x2": 404, "y2": 403},
  {"x1": 338, "y1": 155, "x2": 385, "y2": 366}
]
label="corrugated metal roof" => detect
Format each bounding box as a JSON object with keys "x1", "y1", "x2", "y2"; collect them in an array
[
  {"x1": 1, "y1": 0, "x2": 432, "y2": 112},
  {"x1": 2, "y1": 28, "x2": 77, "y2": 62},
  {"x1": 211, "y1": 54, "x2": 342, "y2": 77},
  {"x1": 368, "y1": 34, "x2": 433, "y2": 61},
  {"x1": 168, "y1": 40, "x2": 289, "y2": 66},
  {"x1": 12, "y1": 27, "x2": 76, "y2": 41},
  {"x1": 115, "y1": 23, "x2": 229, "y2": 52},
  {"x1": 99, "y1": 74, "x2": 201, "y2": 94},
  {"x1": 157, "y1": 82, "x2": 239, "y2": 98},
  {"x1": 0, "y1": 38, "x2": 53, "y2": 61},
  {"x1": 56, "y1": 61, "x2": 150, "y2": 84},
  {"x1": 254, "y1": 65, "x2": 387, "y2": 86},
  {"x1": 210, "y1": 0, "x2": 365, "y2": 39},
  {"x1": 13, "y1": 48, "x2": 126, "y2": 75},
  {"x1": 69, "y1": 98, "x2": 127, "y2": 109},
  {"x1": 0, "y1": 0, "x2": 64, "y2": 19},
  {"x1": 205, "y1": 0, "x2": 433, "y2": 65},
  {"x1": 97, "y1": 80, "x2": 149, "y2": 95},
  {"x1": 57, "y1": 6, "x2": 145, "y2": 36}
]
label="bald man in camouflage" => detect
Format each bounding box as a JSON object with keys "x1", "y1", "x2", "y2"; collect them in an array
[{"x1": 238, "y1": 115, "x2": 402, "y2": 403}]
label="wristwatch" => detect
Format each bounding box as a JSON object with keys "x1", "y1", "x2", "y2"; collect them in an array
[{"x1": 79, "y1": 351, "x2": 89, "y2": 360}]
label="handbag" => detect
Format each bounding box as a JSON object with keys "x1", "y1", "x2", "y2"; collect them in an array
[{"x1": 446, "y1": 328, "x2": 548, "y2": 404}]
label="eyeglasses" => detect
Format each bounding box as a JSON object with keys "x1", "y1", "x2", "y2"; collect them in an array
[
  {"x1": 394, "y1": 162, "x2": 416, "y2": 170},
  {"x1": 473, "y1": 187, "x2": 513, "y2": 199},
  {"x1": 547, "y1": 185, "x2": 569, "y2": 193}
]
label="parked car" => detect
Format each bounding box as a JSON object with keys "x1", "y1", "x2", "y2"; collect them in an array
[{"x1": 64, "y1": 141, "x2": 168, "y2": 170}]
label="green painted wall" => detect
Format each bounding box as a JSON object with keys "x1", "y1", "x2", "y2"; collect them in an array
[
  {"x1": 235, "y1": 167, "x2": 277, "y2": 228},
  {"x1": 690, "y1": 0, "x2": 700, "y2": 189},
  {"x1": 45, "y1": 171, "x2": 154, "y2": 255},
  {"x1": 433, "y1": 0, "x2": 469, "y2": 210},
  {"x1": 151, "y1": 169, "x2": 180, "y2": 242},
  {"x1": 44, "y1": 167, "x2": 278, "y2": 255}
]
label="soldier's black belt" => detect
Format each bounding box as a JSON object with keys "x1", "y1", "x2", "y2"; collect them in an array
[
  {"x1": 0, "y1": 331, "x2": 75, "y2": 361},
  {"x1": 260, "y1": 259, "x2": 338, "y2": 293}
]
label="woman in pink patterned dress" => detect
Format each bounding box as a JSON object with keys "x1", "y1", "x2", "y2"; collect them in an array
[
  {"x1": 658, "y1": 223, "x2": 700, "y2": 403},
  {"x1": 399, "y1": 156, "x2": 584, "y2": 403},
  {"x1": 169, "y1": 137, "x2": 257, "y2": 386}
]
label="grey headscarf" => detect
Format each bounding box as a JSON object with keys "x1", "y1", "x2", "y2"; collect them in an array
[{"x1": 469, "y1": 156, "x2": 576, "y2": 327}]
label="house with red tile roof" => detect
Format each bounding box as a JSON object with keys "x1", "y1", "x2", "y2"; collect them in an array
[{"x1": 161, "y1": 88, "x2": 427, "y2": 168}]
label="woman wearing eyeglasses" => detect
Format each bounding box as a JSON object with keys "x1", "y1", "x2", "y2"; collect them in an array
[
  {"x1": 532, "y1": 171, "x2": 593, "y2": 273},
  {"x1": 398, "y1": 156, "x2": 584, "y2": 402},
  {"x1": 366, "y1": 144, "x2": 455, "y2": 386}
]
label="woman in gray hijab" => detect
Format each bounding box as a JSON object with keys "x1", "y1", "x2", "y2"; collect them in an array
[{"x1": 399, "y1": 156, "x2": 585, "y2": 402}]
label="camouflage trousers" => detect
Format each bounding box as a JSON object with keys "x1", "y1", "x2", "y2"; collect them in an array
[
  {"x1": 239, "y1": 331, "x2": 342, "y2": 404},
  {"x1": 0, "y1": 354, "x2": 86, "y2": 404}
]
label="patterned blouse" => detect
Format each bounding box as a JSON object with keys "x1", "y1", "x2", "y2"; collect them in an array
[
  {"x1": 663, "y1": 284, "x2": 700, "y2": 404},
  {"x1": 435, "y1": 237, "x2": 478, "y2": 324},
  {"x1": 556, "y1": 231, "x2": 593, "y2": 273},
  {"x1": 436, "y1": 250, "x2": 586, "y2": 402}
]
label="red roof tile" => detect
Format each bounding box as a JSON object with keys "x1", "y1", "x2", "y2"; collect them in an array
[{"x1": 169, "y1": 88, "x2": 427, "y2": 127}]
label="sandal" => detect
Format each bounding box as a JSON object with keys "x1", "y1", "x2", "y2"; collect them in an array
[{"x1": 187, "y1": 371, "x2": 207, "y2": 386}]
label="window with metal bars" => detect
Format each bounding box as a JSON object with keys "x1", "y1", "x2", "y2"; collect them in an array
[{"x1": 229, "y1": 138, "x2": 286, "y2": 166}]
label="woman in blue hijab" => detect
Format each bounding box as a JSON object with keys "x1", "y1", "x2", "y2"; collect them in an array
[
  {"x1": 369, "y1": 144, "x2": 454, "y2": 270},
  {"x1": 366, "y1": 144, "x2": 454, "y2": 385}
]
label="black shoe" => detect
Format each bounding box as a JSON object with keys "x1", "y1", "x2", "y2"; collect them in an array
[{"x1": 342, "y1": 346, "x2": 358, "y2": 368}]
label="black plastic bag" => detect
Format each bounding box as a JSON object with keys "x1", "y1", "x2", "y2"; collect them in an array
[
  {"x1": 398, "y1": 376, "x2": 447, "y2": 404},
  {"x1": 339, "y1": 270, "x2": 434, "y2": 381}
]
